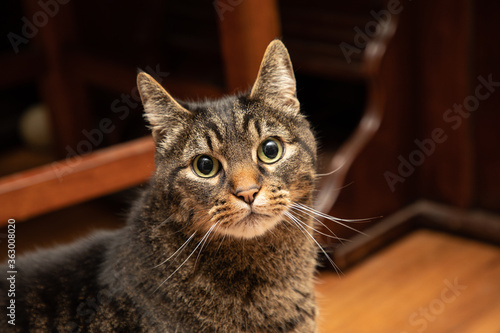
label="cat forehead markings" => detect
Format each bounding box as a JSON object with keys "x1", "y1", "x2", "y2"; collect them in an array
[{"x1": 190, "y1": 101, "x2": 279, "y2": 152}]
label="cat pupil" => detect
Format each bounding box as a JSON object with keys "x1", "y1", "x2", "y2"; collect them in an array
[
  {"x1": 197, "y1": 155, "x2": 213, "y2": 175},
  {"x1": 263, "y1": 140, "x2": 279, "y2": 159}
]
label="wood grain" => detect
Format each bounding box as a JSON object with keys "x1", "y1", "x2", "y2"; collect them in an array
[
  {"x1": 474, "y1": 0, "x2": 500, "y2": 213},
  {"x1": 217, "y1": 0, "x2": 281, "y2": 92},
  {"x1": 316, "y1": 230, "x2": 500, "y2": 333},
  {"x1": 415, "y1": 0, "x2": 474, "y2": 207},
  {"x1": 0, "y1": 136, "x2": 155, "y2": 224}
]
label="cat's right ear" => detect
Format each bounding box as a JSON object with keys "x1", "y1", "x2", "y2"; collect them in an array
[
  {"x1": 249, "y1": 40, "x2": 300, "y2": 113},
  {"x1": 137, "y1": 72, "x2": 192, "y2": 144}
]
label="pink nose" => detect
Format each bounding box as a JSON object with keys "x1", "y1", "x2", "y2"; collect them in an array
[{"x1": 235, "y1": 185, "x2": 260, "y2": 204}]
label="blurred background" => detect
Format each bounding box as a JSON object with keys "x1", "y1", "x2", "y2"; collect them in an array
[{"x1": 0, "y1": 0, "x2": 500, "y2": 331}]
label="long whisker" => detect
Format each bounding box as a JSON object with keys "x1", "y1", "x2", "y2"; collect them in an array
[
  {"x1": 288, "y1": 206, "x2": 350, "y2": 243},
  {"x1": 153, "y1": 231, "x2": 197, "y2": 269},
  {"x1": 316, "y1": 161, "x2": 345, "y2": 177},
  {"x1": 287, "y1": 209, "x2": 351, "y2": 242},
  {"x1": 284, "y1": 212, "x2": 342, "y2": 275},
  {"x1": 152, "y1": 216, "x2": 173, "y2": 232},
  {"x1": 215, "y1": 229, "x2": 228, "y2": 256},
  {"x1": 297, "y1": 202, "x2": 378, "y2": 223},
  {"x1": 283, "y1": 212, "x2": 315, "y2": 245},
  {"x1": 292, "y1": 203, "x2": 371, "y2": 235},
  {"x1": 153, "y1": 222, "x2": 220, "y2": 292},
  {"x1": 194, "y1": 220, "x2": 221, "y2": 268}
]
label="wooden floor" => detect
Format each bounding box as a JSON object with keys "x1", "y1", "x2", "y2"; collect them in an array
[{"x1": 315, "y1": 230, "x2": 500, "y2": 333}]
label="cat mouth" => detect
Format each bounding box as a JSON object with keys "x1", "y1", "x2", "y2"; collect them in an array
[
  {"x1": 224, "y1": 210, "x2": 283, "y2": 239},
  {"x1": 246, "y1": 210, "x2": 272, "y2": 219}
]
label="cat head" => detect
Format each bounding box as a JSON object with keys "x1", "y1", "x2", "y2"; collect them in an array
[{"x1": 137, "y1": 40, "x2": 316, "y2": 239}]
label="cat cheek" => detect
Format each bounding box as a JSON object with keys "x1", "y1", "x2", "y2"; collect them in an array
[{"x1": 209, "y1": 196, "x2": 246, "y2": 218}]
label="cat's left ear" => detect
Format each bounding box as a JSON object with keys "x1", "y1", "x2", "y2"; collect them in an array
[{"x1": 249, "y1": 40, "x2": 299, "y2": 112}]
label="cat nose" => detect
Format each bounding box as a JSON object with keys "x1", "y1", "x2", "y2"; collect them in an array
[{"x1": 234, "y1": 185, "x2": 260, "y2": 205}]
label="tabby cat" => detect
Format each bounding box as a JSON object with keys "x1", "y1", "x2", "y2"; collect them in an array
[{"x1": 1, "y1": 40, "x2": 321, "y2": 332}]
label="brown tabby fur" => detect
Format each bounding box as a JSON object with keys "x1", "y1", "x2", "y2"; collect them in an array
[{"x1": 0, "y1": 40, "x2": 319, "y2": 332}]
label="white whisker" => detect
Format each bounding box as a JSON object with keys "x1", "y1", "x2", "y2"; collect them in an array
[
  {"x1": 154, "y1": 222, "x2": 220, "y2": 292},
  {"x1": 194, "y1": 220, "x2": 221, "y2": 268},
  {"x1": 153, "y1": 216, "x2": 173, "y2": 231},
  {"x1": 284, "y1": 212, "x2": 342, "y2": 275},
  {"x1": 292, "y1": 203, "x2": 371, "y2": 236},
  {"x1": 316, "y1": 161, "x2": 345, "y2": 177},
  {"x1": 284, "y1": 212, "x2": 314, "y2": 245},
  {"x1": 297, "y1": 202, "x2": 377, "y2": 223},
  {"x1": 315, "y1": 181, "x2": 356, "y2": 194},
  {"x1": 288, "y1": 206, "x2": 350, "y2": 243},
  {"x1": 153, "y1": 231, "x2": 197, "y2": 269},
  {"x1": 215, "y1": 229, "x2": 228, "y2": 255}
]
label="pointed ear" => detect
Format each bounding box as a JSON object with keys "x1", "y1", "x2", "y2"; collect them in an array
[
  {"x1": 137, "y1": 72, "x2": 192, "y2": 144},
  {"x1": 249, "y1": 40, "x2": 299, "y2": 111}
]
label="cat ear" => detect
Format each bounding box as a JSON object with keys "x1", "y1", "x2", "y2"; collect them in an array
[
  {"x1": 249, "y1": 40, "x2": 299, "y2": 111},
  {"x1": 137, "y1": 72, "x2": 192, "y2": 144}
]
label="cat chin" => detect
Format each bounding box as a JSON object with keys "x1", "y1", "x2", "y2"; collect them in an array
[{"x1": 220, "y1": 213, "x2": 283, "y2": 239}]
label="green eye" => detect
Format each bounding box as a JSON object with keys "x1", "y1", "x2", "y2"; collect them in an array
[
  {"x1": 258, "y1": 137, "x2": 283, "y2": 164},
  {"x1": 193, "y1": 155, "x2": 220, "y2": 178}
]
